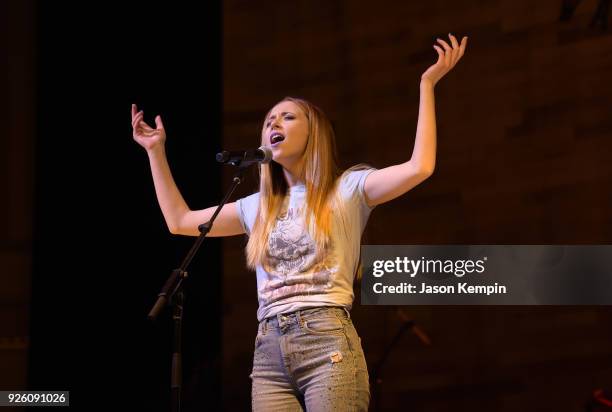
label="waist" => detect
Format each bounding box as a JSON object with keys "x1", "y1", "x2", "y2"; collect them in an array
[{"x1": 259, "y1": 305, "x2": 350, "y2": 331}]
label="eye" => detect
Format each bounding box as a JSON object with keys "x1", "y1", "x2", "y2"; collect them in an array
[{"x1": 265, "y1": 114, "x2": 294, "y2": 127}]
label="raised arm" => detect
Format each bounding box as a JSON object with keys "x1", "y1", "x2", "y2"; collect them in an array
[
  {"x1": 132, "y1": 104, "x2": 244, "y2": 237},
  {"x1": 364, "y1": 33, "x2": 468, "y2": 207}
]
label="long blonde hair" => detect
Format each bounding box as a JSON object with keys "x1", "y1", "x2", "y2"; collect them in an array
[{"x1": 245, "y1": 97, "x2": 342, "y2": 269}]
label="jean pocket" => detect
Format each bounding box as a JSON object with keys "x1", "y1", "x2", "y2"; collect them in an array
[{"x1": 303, "y1": 315, "x2": 344, "y2": 335}]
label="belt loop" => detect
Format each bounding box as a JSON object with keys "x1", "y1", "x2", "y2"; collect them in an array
[{"x1": 343, "y1": 307, "x2": 351, "y2": 319}]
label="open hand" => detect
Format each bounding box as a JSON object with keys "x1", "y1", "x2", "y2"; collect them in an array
[
  {"x1": 131, "y1": 104, "x2": 166, "y2": 152},
  {"x1": 421, "y1": 33, "x2": 467, "y2": 87}
]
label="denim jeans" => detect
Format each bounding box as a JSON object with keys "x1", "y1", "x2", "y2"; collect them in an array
[{"x1": 250, "y1": 306, "x2": 370, "y2": 411}]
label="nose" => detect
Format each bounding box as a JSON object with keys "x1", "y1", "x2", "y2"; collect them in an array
[{"x1": 270, "y1": 117, "x2": 282, "y2": 129}]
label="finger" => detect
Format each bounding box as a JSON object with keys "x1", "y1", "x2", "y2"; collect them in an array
[
  {"x1": 458, "y1": 36, "x2": 468, "y2": 57},
  {"x1": 131, "y1": 104, "x2": 137, "y2": 118},
  {"x1": 134, "y1": 120, "x2": 154, "y2": 134},
  {"x1": 132, "y1": 110, "x2": 144, "y2": 124},
  {"x1": 138, "y1": 122, "x2": 154, "y2": 132},
  {"x1": 155, "y1": 115, "x2": 164, "y2": 130},
  {"x1": 448, "y1": 33, "x2": 459, "y2": 49},
  {"x1": 133, "y1": 109, "x2": 143, "y2": 119},
  {"x1": 436, "y1": 38, "x2": 452, "y2": 66},
  {"x1": 132, "y1": 111, "x2": 144, "y2": 128},
  {"x1": 134, "y1": 126, "x2": 154, "y2": 138},
  {"x1": 139, "y1": 120, "x2": 154, "y2": 131},
  {"x1": 448, "y1": 33, "x2": 460, "y2": 65},
  {"x1": 436, "y1": 38, "x2": 452, "y2": 51},
  {"x1": 433, "y1": 45, "x2": 444, "y2": 61},
  {"x1": 132, "y1": 114, "x2": 143, "y2": 129},
  {"x1": 433, "y1": 45, "x2": 446, "y2": 70},
  {"x1": 451, "y1": 37, "x2": 467, "y2": 67}
]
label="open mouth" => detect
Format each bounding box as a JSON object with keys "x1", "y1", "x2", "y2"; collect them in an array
[{"x1": 270, "y1": 133, "x2": 285, "y2": 145}]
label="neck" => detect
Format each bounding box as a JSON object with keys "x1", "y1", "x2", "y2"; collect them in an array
[{"x1": 282, "y1": 158, "x2": 305, "y2": 187}]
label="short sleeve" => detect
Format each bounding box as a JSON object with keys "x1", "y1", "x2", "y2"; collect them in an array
[
  {"x1": 339, "y1": 167, "x2": 377, "y2": 212},
  {"x1": 235, "y1": 192, "x2": 260, "y2": 236}
]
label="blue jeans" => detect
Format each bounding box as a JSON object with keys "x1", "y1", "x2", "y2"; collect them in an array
[{"x1": 250, "y1": 306, "x2": 370, "y2": 411}]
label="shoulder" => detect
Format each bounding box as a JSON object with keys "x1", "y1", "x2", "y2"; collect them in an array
[
  {"x1": 235, "y1": 191, "x2": 260, "y2": 235},
  {"x1": 338, "y1": 164, "x2": 377, "y2": 197},
  {"x1": 236, "y1": 191, "x2": 260, "y2": 215}
]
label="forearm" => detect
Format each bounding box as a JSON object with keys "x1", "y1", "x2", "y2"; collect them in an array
[
  {"x1": 147, "y1": 146, "x2": 190, "y2": 233},
  {"x1": 410, "y1": 79, "x2": 437, "y2": 173}
]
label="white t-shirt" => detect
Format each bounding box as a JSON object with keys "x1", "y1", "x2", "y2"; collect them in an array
[{"x1": 236, "y1": 167, "x2": 377, "y2": 321}]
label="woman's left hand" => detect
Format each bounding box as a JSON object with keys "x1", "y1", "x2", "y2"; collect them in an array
[{"x1": 421, "y1": 33, "x2": 468, "y2": 87}]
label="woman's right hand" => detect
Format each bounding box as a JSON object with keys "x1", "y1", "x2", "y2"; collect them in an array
[{"x1": 131, "y1": 103, "x2": 166, "y2": 152}]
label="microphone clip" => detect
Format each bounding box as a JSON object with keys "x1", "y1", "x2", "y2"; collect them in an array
[{"x1": 215, "y1": 146, "x2": 272, "y2": 167}]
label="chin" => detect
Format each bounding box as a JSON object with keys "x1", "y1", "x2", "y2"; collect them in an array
[
  {"x1": 271, "y1": 146, "x2": 287, "y2": 157},
  {"x1": 271, "y1": 153, "x2": 293, "y2": 166}
]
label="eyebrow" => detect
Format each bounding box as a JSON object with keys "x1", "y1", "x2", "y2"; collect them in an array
[{"x1": 267, "y1": 111, "x2": 294, "y2": 120}]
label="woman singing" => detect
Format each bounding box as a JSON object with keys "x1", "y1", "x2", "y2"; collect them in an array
[{"x1": 132, "y1": 33, "x2": 467, "y2": 411}]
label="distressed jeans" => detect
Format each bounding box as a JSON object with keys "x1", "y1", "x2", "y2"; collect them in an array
[{"x1": 250, "y1": 306, "x2": 370, "y2": 411}]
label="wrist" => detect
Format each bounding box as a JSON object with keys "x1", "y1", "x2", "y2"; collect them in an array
[
  {"x1": 147, "y1": 145, "x2": 166, "y2": 158},
  {"x1": 420, "y1": 77, "x2": 435, "y2": 89}
]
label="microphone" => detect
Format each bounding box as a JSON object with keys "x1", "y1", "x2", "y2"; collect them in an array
[{"x1": 216, "y1": 146, "x2": 273, "y2": 166}]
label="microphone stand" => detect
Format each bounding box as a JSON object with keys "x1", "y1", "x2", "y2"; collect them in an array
[
  {"x1": 147, "y1": 162, "x2": 250, "y2": 412},
  {"x1": 370, "y1": 308, "x2": 432, "y2": 411}
]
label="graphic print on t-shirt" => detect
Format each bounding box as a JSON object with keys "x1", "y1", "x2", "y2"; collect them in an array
[{"x1": 260, "y1": 199, "x2": 337, "y2": 306}]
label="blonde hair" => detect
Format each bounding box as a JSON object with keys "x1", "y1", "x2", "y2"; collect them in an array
[{"x1": 246, "y1": 97, "x2": 342, "y2": 269}]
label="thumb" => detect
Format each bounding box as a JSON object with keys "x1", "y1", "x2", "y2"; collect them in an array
[{"x1": 155, "y1": 115, "x2": 164, "y2": 130}]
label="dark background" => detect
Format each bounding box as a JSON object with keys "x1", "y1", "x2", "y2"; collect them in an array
[
  {"x1": 2, "y1": 0, "x2": 612, "y2": 411},
  {"x1": 6, "y1": 1, "x2": 223, "y2": 410}
]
